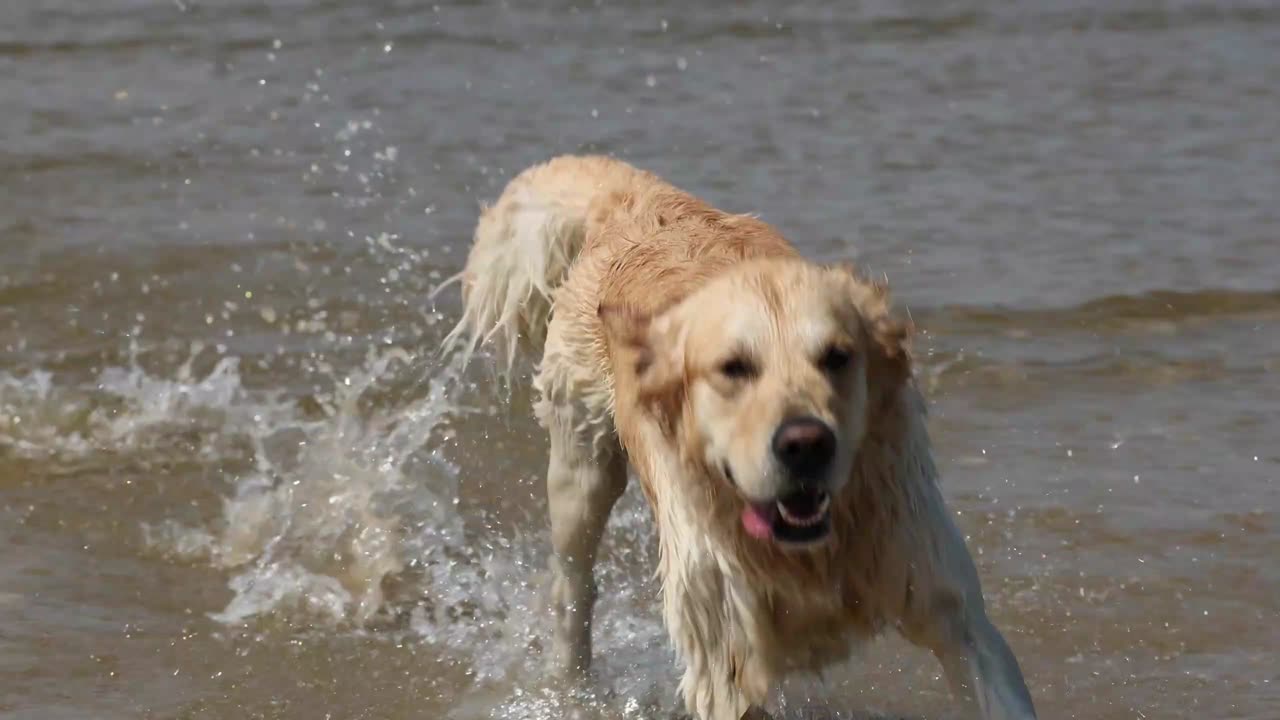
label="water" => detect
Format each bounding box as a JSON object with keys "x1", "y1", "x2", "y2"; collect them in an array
[{"x1": 2, "y1": 1, "x2": 1278, "y2": 718}]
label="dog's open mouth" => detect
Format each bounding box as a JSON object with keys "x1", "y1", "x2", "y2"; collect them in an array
[{"x1": 741, "y1": 489, "x2": 832, "y2": 545}]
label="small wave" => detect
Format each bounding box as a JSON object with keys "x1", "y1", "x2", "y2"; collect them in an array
[
  {"x1": 638, "y1": 2, "x2": 1280, "y2": 48},
  {"x1": 922, "y1": 287, "x2": 1280, "y2": 334}
]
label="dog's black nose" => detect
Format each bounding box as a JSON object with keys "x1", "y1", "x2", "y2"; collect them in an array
[{"x1": 771, "y1": 416, "x2": 836, "y2": 479}]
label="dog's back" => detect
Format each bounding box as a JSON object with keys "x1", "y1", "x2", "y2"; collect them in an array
[
  {"x1": 440, "y1": 155, "x2": 653, "y2": 375},
  {"x1": 441, "y1": 154, "x2": 796, "y2": 378}
]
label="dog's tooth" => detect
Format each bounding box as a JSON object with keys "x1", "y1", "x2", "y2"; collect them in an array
[
  {"x1": 776, "y1": 493, "x2": 832, "y2": 526},
  {"x1": 778, "y1": 504, "x2": 817, "y2": 526}
]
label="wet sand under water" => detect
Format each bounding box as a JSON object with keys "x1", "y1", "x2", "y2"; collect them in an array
[{"x1": 2, "y1": 1, "x2": 1279, "y2": 718}]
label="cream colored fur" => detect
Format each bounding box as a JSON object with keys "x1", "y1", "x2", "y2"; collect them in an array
[{"x1": 442, "y1": 155, "x2": 1038, "y2": 720}]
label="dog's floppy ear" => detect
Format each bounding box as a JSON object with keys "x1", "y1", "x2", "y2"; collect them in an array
[
  {"x1": 866, "y1": 309, "x2": 912, "y2": 388},
  {"x1": 831, "y1": 261, "x2": 913, "y2": 391},
  {"x1": 597, "y1": 301, "x2": 685, "y2": 410}
]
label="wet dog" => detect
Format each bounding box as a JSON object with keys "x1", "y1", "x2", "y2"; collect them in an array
[{"x1": 442, "y1": 155, "x2": 1038, "y2": 720}]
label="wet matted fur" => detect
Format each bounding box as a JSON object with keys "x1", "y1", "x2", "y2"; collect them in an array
[{"x1": 442, "y1": 155, "x2": 1038, "y2": 720}]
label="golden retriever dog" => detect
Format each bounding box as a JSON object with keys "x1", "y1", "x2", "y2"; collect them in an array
[{"x1": 441, "y1": 155, "x2": 1038, "y2": 720}]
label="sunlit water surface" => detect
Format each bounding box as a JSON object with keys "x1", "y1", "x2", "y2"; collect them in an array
[{"x1": 1, "y1": 2, "x2": 1278, "y2": 719}]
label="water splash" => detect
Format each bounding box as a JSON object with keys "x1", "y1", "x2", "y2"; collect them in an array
[
  {"x1": 1, "y1": 369, "x2": 91, "y2": 458},
  {"x1": 0, "y1": 342, "x2": 277, "y2": 462},
  {"x1": 180, "y1": 347, "x2": 463, "y2": 627}
]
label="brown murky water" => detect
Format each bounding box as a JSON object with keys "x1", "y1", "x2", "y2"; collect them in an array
[{"x1": 2, "y1": 2, "x2": 1278, "y2": 718}]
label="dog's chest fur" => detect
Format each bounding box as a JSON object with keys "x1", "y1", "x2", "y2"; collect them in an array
[
  {"x1": 760, "y1": 586, "x2": 879, "y2": 672},
  {"x1": 658, "y1": 507, "x2": 894, "y2": 706}
]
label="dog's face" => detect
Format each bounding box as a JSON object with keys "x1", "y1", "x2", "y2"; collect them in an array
[{"x1": 602, "y1": 260, "x2": 910, "y2": 549}]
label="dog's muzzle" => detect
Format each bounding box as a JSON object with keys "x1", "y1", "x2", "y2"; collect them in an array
[{"x1": 739, "y1": 416, "x2": 838, "y2": 545}]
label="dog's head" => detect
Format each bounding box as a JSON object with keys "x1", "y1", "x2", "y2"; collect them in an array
[{"x1": 601, "y1": 259, "x2": 911, "y2": 549}]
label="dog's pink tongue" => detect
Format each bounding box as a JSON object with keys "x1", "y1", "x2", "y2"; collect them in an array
[{"x1": 741, "y1": 504, "x2": 774, "y2": 539}]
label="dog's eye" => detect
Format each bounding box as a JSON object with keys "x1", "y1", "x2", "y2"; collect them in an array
[
  {"x1": 819, "y1": 345, "x2": 853, "y2": 373},
  {"x1": 719, "y1": 356, "x2": 756, "y2": 380}
]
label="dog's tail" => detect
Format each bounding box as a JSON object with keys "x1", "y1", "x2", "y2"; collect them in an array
[{"x1": 437, "y1": 155, "x2": 644, "y2": 376}]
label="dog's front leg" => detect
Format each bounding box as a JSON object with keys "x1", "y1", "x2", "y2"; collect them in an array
[
  {"x1": 898, "y1": 505, "x2": 1038, "y2": 720},
  {"x1": 544, "y1": 412, "x2": 628, "y2": 679},
  {"x1": 940, "y1": 607, "x2": 1038, "y2": 720},
  {"x1": 663, "y1": 562, "x2": 766, "y2": 720},
  {"x1": 905, "y1": 595, "x2": 1037, "y2": 720},
  {"x1": 675, "y1": 647, "x2": 756, "y2": 720}
]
